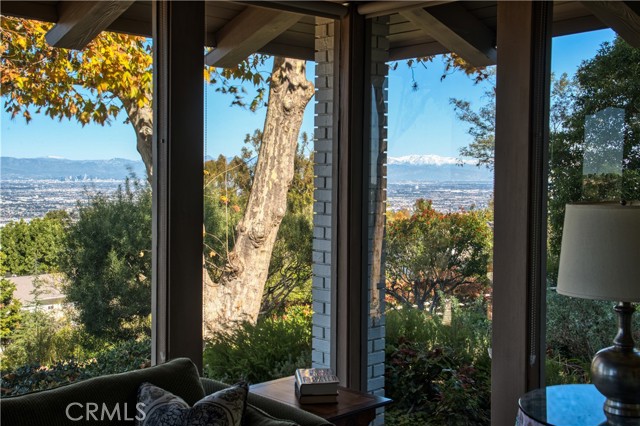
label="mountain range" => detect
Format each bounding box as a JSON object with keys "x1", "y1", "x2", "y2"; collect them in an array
[
  {"x1": 0, "y1": 155, "x2": 492, "y2": 183},
  {"x1": 1, "y1": 157, "x2": 147, "y2": 180},
  {"x1": 387, "y1": 154, "x2": 492, "y2": 182}
]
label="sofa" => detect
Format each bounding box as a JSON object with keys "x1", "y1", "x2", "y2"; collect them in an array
[{"x1": 1, "y1": 358, "x2": 333, "y2": 426}]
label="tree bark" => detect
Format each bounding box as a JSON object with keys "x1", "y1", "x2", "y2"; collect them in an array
[
  {"x1": 122, "y1": 96, "x2": 153, "y2": 181},
  {"x1": 203, "y1": 57, "x2": 314, "y2": 335}
]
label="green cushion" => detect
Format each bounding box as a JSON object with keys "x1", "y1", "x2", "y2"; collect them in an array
[
  {"x1": 244, "y1": 405, "x2": 300, "y2": 426},
  {"x1": 1, "y1": 358, "x2": 205, "y2": 426}
]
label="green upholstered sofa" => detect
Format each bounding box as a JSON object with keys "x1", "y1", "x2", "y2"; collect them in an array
[{"x1": 1, "y1": 358, "x2": 332, "y2": 426}]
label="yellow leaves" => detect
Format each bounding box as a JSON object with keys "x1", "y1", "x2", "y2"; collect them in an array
[
  {"x1": 220, "y1": 195, "x2": 229, "y2": 204},
  {"x1": 209, "y1": 251, "x2": 217, "y2": 258},
  {"x1": 16, "y1": 37, "x2": 27, "y2": 50}
]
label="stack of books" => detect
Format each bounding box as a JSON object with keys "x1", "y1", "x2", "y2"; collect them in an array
[{"x1": 294, "y1": 368, "x2": 340, "y2": 404}]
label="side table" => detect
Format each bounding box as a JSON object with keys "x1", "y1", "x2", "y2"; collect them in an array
[
  {"x1": 250, "y1": 376, "x2": 391, "y2": 426},
  {"x1": 517, "y1": 384, "x2": 640, "y2": 426}
]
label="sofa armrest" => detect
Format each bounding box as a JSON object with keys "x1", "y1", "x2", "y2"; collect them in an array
[{"x1": 200, "y1": 378, "x2": 333, "y2": 426}]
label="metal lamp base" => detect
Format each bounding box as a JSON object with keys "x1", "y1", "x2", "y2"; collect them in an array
[
  {"x1": 591, "y1": 302, "x2": 640, "y2": 419},
  {"x1": 604, "y1": 399, "x2": 640, "y2": 418}
]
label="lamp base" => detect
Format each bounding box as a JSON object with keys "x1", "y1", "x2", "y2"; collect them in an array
[
  {"x1": 604, "y1": 399, "x2": 640, "y2": 418},
  {"x1": 591, "y1": 303, "x2": 640, "y2": 418}
]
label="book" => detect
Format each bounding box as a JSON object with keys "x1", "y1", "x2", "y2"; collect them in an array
[
  {"x1": 295, "y1": 382, "x2": 338, "y2": 404},
  {"x1": 294, "y1": 368, "x2": 340, "y2": 395}
]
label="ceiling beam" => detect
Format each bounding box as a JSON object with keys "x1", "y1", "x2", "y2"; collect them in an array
[
  {"x1": 580, "y1": 1, "x2": 640, "y2": 48},
  {"x1": 0, "y1": 1, "x2": 58, "y2": 23},
  {"x1": 400, "y1": 3, "x2": 496, "y2": 67},
  {"x1": 234, "y1": 1, "x2": 348, "y2": 19},
  {"x1": 259, "y1": 41, "x2": 314, "y2": 61},
  {"x1": 357, "y1": 1, "x2": 452, "y2": 19},
  {"x1": 45, "y1": 1, "x2": 135, "y2": 50},
  {"x1": 389, "y1": 41, "x2": 447, "y2": 61},
  {"x1": 205, "y1": 7, "x2": 301, "y2": 68}
]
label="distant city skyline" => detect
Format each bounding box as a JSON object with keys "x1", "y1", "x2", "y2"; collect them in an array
[{"x1": 1, "y1": 29, "x2": 615, "y2": 162}]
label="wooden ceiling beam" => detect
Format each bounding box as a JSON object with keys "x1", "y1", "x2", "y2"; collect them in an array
[
  {"x1": 400, "y1": 3, "x2": 496, "y2": 66},
  {"x1": 259, "y1": 41, "x2": 314, "y2": 61},
  {"x1": 45, "y1": 1, "x2": 135, "y2": 50},
  {"x1": 233, "y1": 1, "x2": 348, "y2": 19},
  {"x1": 205, "y1": 7, "x2": 301, "y2": 68},
  {"x1": 580, "y1": 1, "x2": 640, "y2": 48},
  {"x1": 0, "y1": 1, "x2": 58, "y2": 23},
  {"x1": 358, "y1": 1, "x2": 452, "y2": 19}
]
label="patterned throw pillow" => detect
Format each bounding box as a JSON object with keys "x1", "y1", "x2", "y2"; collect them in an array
[{"x1": 137, "y1": 381, "x2": 248, "y2": 426}]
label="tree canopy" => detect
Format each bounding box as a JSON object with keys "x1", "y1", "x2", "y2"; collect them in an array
[
  {"x1": 385, "y1": 200, "x2": 492, "y2": 312},
  {"x1": 452, "y1": 37, "x2": 640, "y2": 276},
  {"x1": 60, "y1": 178, "x2": 152, "y2": 342},
  {"x1": 0, "y1": 211, "x2": 68, "y2": 275},
  {"x1": 1, "y1": 16, "x2": 268, "y2": 179}
]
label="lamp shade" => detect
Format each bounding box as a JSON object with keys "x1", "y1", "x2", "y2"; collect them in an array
[{"x1": 557, "y1": 203, "x2": 640, "y2": 302}]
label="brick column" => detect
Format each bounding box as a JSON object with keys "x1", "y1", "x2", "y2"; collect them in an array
[
  {"x1": 311, "y1": 17, "x2": 335, "y2": 370},
  {"x1": 366, "y1": 16, "x2": 389, "y2": 426},
  {"x1": 312, "y1": 17, "x2": 389, "y2": 426}
]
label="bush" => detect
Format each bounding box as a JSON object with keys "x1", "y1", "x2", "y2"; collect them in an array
[
  {"x1": 1, "y1": 338, "x2": 151, "y2": 397},
  {"x1": 61, "y1": 177, "x2": 152, "y2": 342},
  {"x1": 203, "y1": 304, "x2": 311, "y2": 384},
  {"x1": 545, "y1": 288, "x2": 640, "y2": 385},
  {"x1": 0, "y1": 211, "x2": 68, "y2": 275},
  {"x1": 385, "y1": 301, "x2": 491, "y2": 426},
  {"x1": 546, "y1": 288, "x2": 640, "y2": 362}
]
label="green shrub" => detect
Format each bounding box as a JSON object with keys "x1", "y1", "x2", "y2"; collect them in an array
[
  {"x1": 0, "y1": 338, "x2": 150, "y2": 397},
  {"x1": 385, "y1": 301, "x2": 491, "y2": 425},
  {"x1": 545, "y1": 354, "x2": 590, "y2": 385},
  {"x1": 203, "y1": 304, "x2": 311, "y2": 384},
  {"x1": 546, "y1": 289, "x2": 640, "y2": 363},
  {"x1": 61, "y1": 177, "x2": 152, "y2": 342}
]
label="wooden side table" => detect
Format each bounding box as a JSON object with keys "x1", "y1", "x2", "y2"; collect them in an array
[{"x1": 250, "y1": 376, "x2": 391, "y2": 426}]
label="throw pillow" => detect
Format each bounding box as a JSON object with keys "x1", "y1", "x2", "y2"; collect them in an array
[{"x1": 137, "y1": 381, "x2": 248, "y2": 426}]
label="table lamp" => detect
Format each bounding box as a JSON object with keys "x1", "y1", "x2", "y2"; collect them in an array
[{"x1": 557, "y1": 202, "x2": 640, "y2": 418}]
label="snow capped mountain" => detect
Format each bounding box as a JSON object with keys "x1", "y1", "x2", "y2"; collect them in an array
[
  {"x1": 387, "y1": 154, "x2": 473, "y2": 166},
  {"x1": 386, "y1": 154, "x2": 491, "y2": 182}
]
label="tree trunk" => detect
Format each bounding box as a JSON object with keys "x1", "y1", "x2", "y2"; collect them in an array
[
  {"x1": 122, "y1": 97, "x2": 153, "y2": 181},
  {"x1": 203, "y1": 57, "x2": 314, "y2": 335}
]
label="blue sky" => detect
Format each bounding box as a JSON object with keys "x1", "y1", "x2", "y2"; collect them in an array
[{"x1": 1, "y1": 29, "x2": 615, "y2": 162}]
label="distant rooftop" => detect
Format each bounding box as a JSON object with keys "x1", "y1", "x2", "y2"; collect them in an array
[{"x1": 7, "y1": 274, "x2": 66, "y2": 306}]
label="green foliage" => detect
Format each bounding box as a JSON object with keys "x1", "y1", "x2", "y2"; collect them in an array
[
  {"x1": 451, "y1": 74, "x2": 496, "y2": 170},
  {"x1": 385, "y1": 200, "x2": 492, "y2": 311},
  {"x1": 0, "y1": 278, "x2": 22, "y2": 344},
  {"x1": 1, "y1": 279, "x2": 87, "y2": 369},
  {"x1": 544, "y1": 354, "x2": 590, "y2": 386},
  {"x1": 547, "y1": 38, "x2": 640, "y2": 270},
  {"x1": 203, "y1": 304, "x2": 312, "y2": 384},
  {"x1": 61, "y1": 178, "x2": 151, "y2": 342},
  {"x1": 385, "y1": 303, "x2": 491, "y2": 426},
  {"x1": 546, "y1": 289, "x2": 640, "y2": 363},
  {"x1": 1, "y1": 338, "x2": 150, "y2": 397},
  {"x1": 0, "y1": 211, "x2": 68, "y2": 275},
  {"x1": 261, "y1": 211, "x2": 313, "y2": 315}
]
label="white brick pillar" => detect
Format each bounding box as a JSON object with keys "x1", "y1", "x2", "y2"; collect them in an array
[
  {"x1": 366, "y1": 16, "x2": 389, "y2": 426},
  {"x1": 312, "y1": 16, "x2": 389, "y2": 425},
  {"x1": 311, "y1": 17, "x2": 335, "y2": 370}
]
